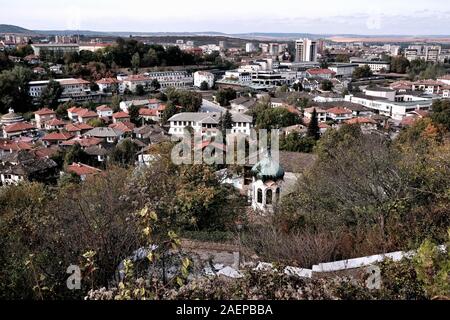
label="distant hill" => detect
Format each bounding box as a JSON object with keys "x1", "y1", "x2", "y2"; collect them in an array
[{"x1": 0, "y1": 24, "x2": 33, "y2": 34}]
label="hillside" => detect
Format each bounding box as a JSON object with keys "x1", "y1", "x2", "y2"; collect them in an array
[{"x1": 0, "y1": 24, "x2": 32, "y2": 34}]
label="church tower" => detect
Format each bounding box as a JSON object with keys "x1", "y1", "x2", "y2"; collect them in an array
[{"x1": 250, "y1": 153, "x2": 285, "y2": 214}]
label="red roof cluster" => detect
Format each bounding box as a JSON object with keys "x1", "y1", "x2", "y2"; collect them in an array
[
  {"x1": 67, "y1": 163, "x2": 102, "y2": 176},
  {"x1": 42, "y1": 132, "x2": 74, "y2": 141},
  {"x1": 3, "y1": 122, "x2": 35, "y2": 133},
  {"x1": 113, "y1": 111, "x2": 130, "y2": 119},
  {"x1": 34, "y1": 108, "x2": 56, "y2": 116}
]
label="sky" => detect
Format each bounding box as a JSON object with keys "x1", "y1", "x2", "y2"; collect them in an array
[{"x1": 1, "y1": 0, "x2": 450, "y2": 35}]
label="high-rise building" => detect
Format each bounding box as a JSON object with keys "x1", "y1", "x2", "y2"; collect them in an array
[
  {"x1": 295, "y1": 38, "x2": 318, "y2": 62},
  {"x1": 246, "y1": 43, "x2": 257, "y2": 53}
]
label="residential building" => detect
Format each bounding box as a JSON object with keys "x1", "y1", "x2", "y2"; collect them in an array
[
  {"x1": 66, "y1": 163, "x2": 102, "y2": 181},
  {"x1": 3, "y1": 122, "x2": 36, "y2": 138},
  {"x1": 295, "y1": 39, "x2": 318, "y2": 62},
  {"x1": 96, "y1": 105, "x2": 113, "y2": 118},
  {"x1": 84, "y1": 127, "x2": 124, "y2": 143},
  {"x1": 326, "y1": 107, "x2": 353, "y2": 123},
  {"x1": 168, "y1": 112, "x2": 253, "y2": 137},
  {"x1": 304, "y1": 107, "x2": 328, "y2": 123},
  {"x1": 306, "y1": 68, "x2": 336, "y2": 79},
  {"x1": 29, "y1": 78, "x2": 92, "y2": 102},
  {"x1": 0, "y1": 151, "x2": 58, "y2": 186},
  {"x1": 34, "y1": 108, "x2": 57, "y2": 129},
  {"x1": 31, "y1": 43, "x2": 79, "y2": 56},
  {"x1": 328, "y1": 63, "x2": 358, "y2": 78},
  {"x1": 194, "y1": 71, "x2": 215, "y2": 89},
  {"x1": 350, "y1": 59, "x2": 391, "y2": 73}
]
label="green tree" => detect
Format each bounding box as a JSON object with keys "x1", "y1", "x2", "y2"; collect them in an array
[
  {"x1": 280, "y1": 133, "x2": 316, "y2": 153},
  {"x1": 256, "y1": 108, "x2": 300, "y2": 130},
  {"x1": 128, "y1": 104, "x2": 141, "y2": 125},
  {"x1": 321, "y1": 80, "x2": 333, "y2": 91},
  {"x1": 135, "y1": 84, "x2": 145, "y2": 96},
  {"x1": 151, "y1": 79, "x2": 161, "y2": 91},
  {"x1": 131, "y1": 52, "x2": 141, "y2": 74},
  {"x1": 0, "y1": 66, "x2": 32, "y2": 114},
  {"x1": 218, "y1": 109, "x2": 233, "y2": 136},
  {"x1": 64, "y1": 144, "x2": 90, "y2": 166},
  {"x1": 307, "y1": 108, "x2": 321, "y2": 140},
  {"x1": 39, "y1": 80, "x2": 63, "y2": 109},
  {"x1": 390, "y1": 56, "x2": 410, "y2": 74},
  {"x1": 214, "y1": 88, "x2": 237, "y2": 107},
  {"x1": 111, "y1": 95, "x2": 122, "y2": 113},
  {"x1": 87, "y1": 118, "x2": 106, "y2": 128},
  {"x1": 161, "y1": 102, "x2": 178, "y2": 124},
  {"x1": 199, "y1": 81, "x2": 209, "y2": 91},
  {"x1": 430, "y1": 99, "x2": 450, "y2": 130},
  {"x1": 111, "y1": 139, "x2": 139, "y2": 166},
  {"x1": 353, "y1": 65, "x2": 373, "y2": 79}
]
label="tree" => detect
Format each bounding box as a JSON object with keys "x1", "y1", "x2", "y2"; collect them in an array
[
  {"x1": 0, "y1": 66, "x2": 32, "y2": 114},
  {"x1": 390, "y1": 56, "x2": 410, "y2": 74},
  {"x1": 128, "y1": 104, "x2": 141, "y2": 125},
  {"x1": 280, "y1": 133, "x2": 316, "y2": 153},
  {"x1": 111, "y1": 139, "x2": 139, "y2": 166},
  {"x1": 321, "y1": 80, "x2": 333, "y2": 91},
  {"x1": 64, "y1": 144, "x2": 89, "y2": 166},
  {"x1": 151, "y1": 79, "x2": 161, "y2": 91},
  {"x1": 214, "y1": 88, "x2": 237, "y2": 107},
  {"x1": 161, "y1": 102, "x2": 178, "y2": 124},
  {"x1": 353, "y1": 65, "x2": 373, "y2": 79},
  {"x1": 135, "y1": 84, "x2": 145, "y2": 96},
  {"x1": 87, "y1": 118, "x2": 106, "y2": 128},
  {"x1": 39, "y1": 80, "x2": 63, "y2": 109},
  {"x1": 111, "y1": 95, "x2": 122, "y2": 113},
  {"x1": 307, "y1": 108, "x2": 320, "y2": 140},
  {"x1": 256, "y1": 108, "x2": 300, "y2": 130},
  {"x1": 430, "y1": 99, "x2": 450, "y2": 130},
  {"x1": 131, "y1": 53, "x2": 141, "y2": 73},
  {"x1": 199, "y1": 81, "x2": 209, "y2": 91},
  {"x1": 218, "y1": 110, "x2": 233, "y2": 136}
]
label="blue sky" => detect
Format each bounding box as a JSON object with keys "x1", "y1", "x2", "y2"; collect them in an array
[{"x1": 1, "y1": 0, "x2": 450, "y2": 35}]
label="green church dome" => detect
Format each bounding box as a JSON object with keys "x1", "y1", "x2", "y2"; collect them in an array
[{"x1": 251, "y1": 154, "x2": 285, "y2": 181}]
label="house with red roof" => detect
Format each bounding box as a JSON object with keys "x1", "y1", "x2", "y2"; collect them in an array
[
  {"x1": 66, "y1": 163, "x2": 102, "y2": 181},
  {"x1": 77, "y1": 109, "x2": 99, "y2": 124},
  {"x1": 96, "y1": 105, "x2": 113, "y2": 118},
  {"x1": 306, "y1": 69, "x2": 336, "y2": 80},
  {"x1": 61, "y1": 137, "x2": 103, "y2": 149},
  {"x1": 44, "y1": 118, "x2": 66, "y2": 131},
  {"x1": 112, "y1": 111, "x2": 130, "y2": 124},
  {"x1": 34, "y1": 108, "x2": 56, "y2": 129},
  {"x1": 109, "y1": 121, "x2": 135, "y2": 134},
  {"x1": 326, "y1": 107, "x2": 353, "y2": 123},
  {"x1": 96, "y1": 78, "x2": 125, "y2": 94},
  {"x1": 64, "y1": 123, "x2": 94, "y2": 136},
  {"x1": 346, "y1": 117, "x2": 377, "y2": 131},
  {"x1": 42, "y1": 132, "x2": 74, "y2": 146},
  {"x1": 67, "y1": 107, "x2": 88, "y2": 121},
  {"x1": 2, "y1": 122, "x2": 37, "y2": 138}
]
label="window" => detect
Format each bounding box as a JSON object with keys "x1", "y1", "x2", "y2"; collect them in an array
[
  {"x1": 276, "y1": 188, "x2": 281, "y2": 202},
  {"x1": 257, "y1": 189, "x2": 263, "y2": 204},
  {"x1": 266, "y1": 189, "x2": 273, "y2": 205}
]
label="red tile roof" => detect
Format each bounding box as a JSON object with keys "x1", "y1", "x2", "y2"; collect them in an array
[
  {"x1": 42, "y1": 132, "x2": 74, "y2": 141},
  {"x1": 96, "y1": 105, "x2": 112, "y2": 112},
  {"x1": 0, "y1": 140, "x2": 33, "y2": 151},
  {"x1": 67, "y1": 163, "x2": 102, "y2": 176},
  {"x1": 45, "y1": 118, "x2": 66, "y2": 126},
  {"x1": 139, "y1": 108, "x2": 158, "y2": 116},
  {"x1": 77, "y1": 110, "x2": 98, "y2": 118},
  {"x1": 346, "y1": 117, "x2": 377, "y2": 125},
  {"x1": 96, "y1": 78, "x2": 120, "y2": 85},
  {"x1": 109, "y1": 121, "x2": 135, "y2": 133},
  {"x1": 307, "y1": 68, "x2": 336, "y2": 75},
  {"x1": 327, "y1": 107, "x2": 352, "y2": 115},
  {"x1": 34, "y1": 108, "x2": 56, "y2": 116},
  {"x1": 113, "y1": 111, "x2": 130, "y2": 119},
  {"x1": 3, "y1": 122, "x2": 35, "y2": 133},
  {"x1": 61, "y1": 137, "x2": 102, "y2": 148}
]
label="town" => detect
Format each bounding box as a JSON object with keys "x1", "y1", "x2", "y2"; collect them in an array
[{"x1": 0, "y1": 1, "x2": 449, "y2": 304}]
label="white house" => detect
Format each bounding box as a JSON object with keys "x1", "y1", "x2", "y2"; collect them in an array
[
  {"x1": 304, "y1": 107, "x2": 328, "y2": 123},
  {"x1": 194, "y1": 71, "x2": 215, "y2": 89},
  {"x1": 168, "y1": 112, "x2": 253, "y2": 137}
]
